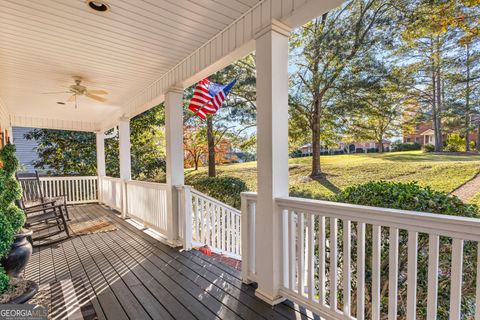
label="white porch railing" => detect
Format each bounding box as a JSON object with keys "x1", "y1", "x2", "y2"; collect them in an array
[
  {"x1": 39, "y1": 176, "x2": 98, "y2": 204},
  {"x1": 125, "y1": 180, "x2": 168, "y2": 236},
  {"x1": 179, "y1": 187, "x2": 242, "y2": 259},
  {"x1": 98, "y1": 176, "x2": 124, "y2": 211},
  {"x1": 241, "y1": 193, "x2": 480, "y2": 320}
]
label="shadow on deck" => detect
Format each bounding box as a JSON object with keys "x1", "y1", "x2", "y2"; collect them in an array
[{"x1": 24, "y1": 204, "x2": 317, "y2": 320}]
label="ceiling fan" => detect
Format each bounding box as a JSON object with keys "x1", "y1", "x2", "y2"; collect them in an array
[{"x1": 42, "y1": 76, "x2": 108, "y2": 108}]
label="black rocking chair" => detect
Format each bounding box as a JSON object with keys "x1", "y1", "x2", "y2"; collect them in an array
[
  {"x1": 18, "y1": 172, "x2": 70, "y2": 220},
  {"x1": 17, "y1": 174, "x2": 70, "y2": 246}
]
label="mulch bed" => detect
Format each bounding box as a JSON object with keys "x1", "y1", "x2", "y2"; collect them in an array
[{"x1": 0, "y1": 278, "x2": 30, "y2": 304}]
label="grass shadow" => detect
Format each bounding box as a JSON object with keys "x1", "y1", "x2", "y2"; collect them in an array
[
  {"x1": 311, "y1": 173, "x2": 341, "y2": 194},
  {"x1": 381, "y1": 152, "x2": 480, "y2": 163}
]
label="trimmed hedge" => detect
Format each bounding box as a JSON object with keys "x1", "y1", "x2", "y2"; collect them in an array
[
  {"x1": 333, "y1": 181, "x2": 478, "y2": 317},
  {"x1": 392, "y1": 142, "x2": 421, "y2": 151},
  {"x1": 187, "y1": 176, "x2": 248, "y2": 209},
  {"x1": 333, "y1": 180, "x2": 478, "y2": 217},
  {"x1": 422, "y1": 143, "x2": 435, "y2": 152}
]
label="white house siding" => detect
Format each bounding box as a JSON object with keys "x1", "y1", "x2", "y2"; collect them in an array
[{"x1": 12, "y1": 127, "x2": 41, "y2": 174}]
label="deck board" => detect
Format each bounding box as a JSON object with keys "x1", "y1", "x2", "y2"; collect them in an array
[{"x1": 24, "y1": 204, "x2": 314, "y2": 320}]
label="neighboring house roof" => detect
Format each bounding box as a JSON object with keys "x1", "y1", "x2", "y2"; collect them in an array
[{"x1": 420, "y1": 129, "x2": 435, "y2": 135}]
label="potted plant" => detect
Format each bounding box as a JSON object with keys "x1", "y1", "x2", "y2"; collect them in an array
[{"x1": 0, "y1": 142, "x2": 37, "y2": 304}]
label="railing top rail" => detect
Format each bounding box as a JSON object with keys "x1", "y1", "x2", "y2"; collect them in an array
[
  {"x1": 39, "y1": 176, "x2": 98, "y2": 181},
  {"x1": 276, "y1": 196, "x2": 480, "y2": 241},
  {"x1": 100, "y1": 176, "x2": 123, "y2": 182},
  {"x1": 189, "y1": 186, "x2": 241, "y2": 214},
  {"x1": 241, "y1": 192, "x2": 258, "y2": 201},
  {"x1": 126, "y1": 179, "x2": 168, "y2": 189}
]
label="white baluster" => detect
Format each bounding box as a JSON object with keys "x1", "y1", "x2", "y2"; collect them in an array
[
  {"x1": 318, "y1": 216, "x2": 326, "y2": 305},
  {"x1": 297, "y1": 212, "x2": 305, "y2": 296},
  {"x1": 343, "y1": 220, "x2": 351, "y2": 316},
  {"x1": 307, "y1": 213, "x2": 315, "y2": 301},
  {"x1": 329, "y1": 217, "x2": 338, "y2": 310},
  {"x1": 372, "y1": 225, "x2": 381, "y2": 320},
  {"x1": 389, "y1": 227, "x2": 399, "y2": 320},
  {"x1": 357, "y1": 222, "x2": 366, "y2": 320},
  {"x1": 450, "y1": 238, "x2": 464, "y2": 320},
  {"x1": 407, "y1": 231, "x2": 418, "y2": 320},
  {"x1": 426, "y1": 234, "x2": 439, "y2": 320},
  {"x1": 289, "y1": 210, "x2": 296, "y2": 291}
]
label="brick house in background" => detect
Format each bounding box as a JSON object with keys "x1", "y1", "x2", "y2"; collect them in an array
[
  {"x1": 300, "y1": 140, "x2": 391, "y2": 155},
  {"x1": 403, "y1": 121, "x2": 477, "y2": 146}
]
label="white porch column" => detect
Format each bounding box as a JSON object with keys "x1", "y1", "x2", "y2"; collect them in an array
[
  {"x1": 165, "y1": 87, "x2": 185, "y2": 246},
  {"x1": 95, "y1": 131, "x2": 106, "y2": 177},
  {"x1": 119, "y1": 118, "x2": 131, "y2": 180},
  {"x1": 254, "y1": 20, "x2": 291, "y2": 305},
  {"x1": 96, "y1": 130, "x2": 106, "y2": 204},
  {"x1": 118, "y1": 118, "x2": 131, "y2": 218}
]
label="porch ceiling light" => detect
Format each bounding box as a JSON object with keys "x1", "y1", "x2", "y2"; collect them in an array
[{"x1": 86, "y1": 0, "x2": 110, "y2": 12}]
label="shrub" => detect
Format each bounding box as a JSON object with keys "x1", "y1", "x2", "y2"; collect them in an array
[
  {"x1": 0, "y1": 267, "x2": 9, "y2": 294},
  {"x1": 355, "y1": 148, "x2": 365, "y2": 153},
  {"x1": 444, "y1": 134, "x2": 466, "y2": 152},
  {"x1": 367, "y1": 148, "x2": 378, "y2": 153},
  {"x1": 333, "y1": 181, "x2": 477, "y2": 216},
  {"x1": 422, "y1": 143, "x2": 435, "y2": 152},
  {"x1": 392, "y1": 142, "x2": 421, "y2": 151},
  {"x1": 0, "y1": 143, "x2": 26, "y2": 294},
  {"x1": 333, "y1": 181, "x2": 478, "y2": 318},
  {"x1": 187, "y1": 176, "x2": 248, "y2": 209}
]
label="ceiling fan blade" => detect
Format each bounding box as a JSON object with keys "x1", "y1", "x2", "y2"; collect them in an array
[
  {"x1": 67, "y1": 94, "x2": 76, "y2": 102},
  {"x1": 85, "y1": 92, "x2": 107, "y2": 103},
  {"x1": 41, "y1": 91, "x2": 71, "y2": 94},
  {"x1": 87, "y1": 89, "x2": 108, "y2": 95}
]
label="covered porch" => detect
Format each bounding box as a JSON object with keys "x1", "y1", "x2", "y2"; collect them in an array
[
  {"x1": 24, "y1": 203, "x2": 310, "y2": 320},
  {"x1": 2, "y1": 0, "x2": 480, "y2": 319}
]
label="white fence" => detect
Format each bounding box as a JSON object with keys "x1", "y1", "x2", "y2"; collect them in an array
[
  {"x1": 125, "y1": 180, "x2": 168, "y2": 236},
  {"x1": 16, "y1": 175, "x2": 97, "y2": 204},
  {"x1": 183, "y1": 188, "x2": 242, "y2": 259},
  {"x1": 271, "y1": 196, "x2": 480, "y2": 320},
  {"x1": 98, "y1": 176, "x2": 124, "y2": 211}
]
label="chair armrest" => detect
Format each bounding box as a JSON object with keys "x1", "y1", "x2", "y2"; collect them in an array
[
  {"x1": 24, "y1": 200, "x2": 57, "y2": 211},
  {"x1": 25, "y1": 203, "x2": 65, "y2": 214}
]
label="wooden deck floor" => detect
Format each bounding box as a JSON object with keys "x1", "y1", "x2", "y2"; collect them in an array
[{"x1": 24, "y1": 204, "x2": 317, "y2": 320}]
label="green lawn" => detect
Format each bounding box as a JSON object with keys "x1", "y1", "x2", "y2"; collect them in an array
[{"x1": 185, "y1": 151, "x2": 480, "y2": 200}]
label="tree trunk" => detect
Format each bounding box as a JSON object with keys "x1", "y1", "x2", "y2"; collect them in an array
[
  {"x1": 378, "y1": 139, "x2": 384, "y2": 153},
  {"x1": 465, "y1": 44, "x2": 471, "y2": 151},
  {"x1": 477, "y1": 123, "x2": 480, "y2": 152},
  {"x1": 466, "y1": 115, "x2": 471, "y2": 151},
  {"x1": 206, "y1": 116, "x2": 216, "y2": 177},
  {"x1": 310, "y1": 98, "x2": 322, "y2": 178},
  {"x1": 434, "y1": 36, "x2": 443, "y2": 151},
  {"x1": 431, "y1": 64, "x2": 440, "y2": 151}
]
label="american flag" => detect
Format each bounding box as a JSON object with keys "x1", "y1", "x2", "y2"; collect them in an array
[{"x1": 188, "y1": 77, "x2": 237, "y2": 120}]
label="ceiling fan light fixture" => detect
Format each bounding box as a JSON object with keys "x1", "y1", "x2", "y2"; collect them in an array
[{"x1": 86, "y1": 0, "x2": 110, "y2": 12}]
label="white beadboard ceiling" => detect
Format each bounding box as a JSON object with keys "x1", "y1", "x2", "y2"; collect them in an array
[{"x1": 0, "y1": 0, "x2": 261, "y2": 130}]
